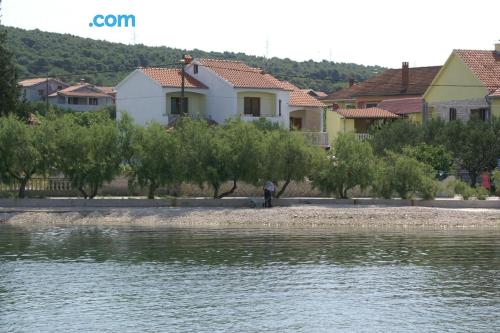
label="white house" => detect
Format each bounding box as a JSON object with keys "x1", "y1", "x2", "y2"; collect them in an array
[
  {"x1": 116, "y1": 57, "x2": 328, "y2": 145},
  {"x1": 48, "y1": 83, "x2": 114, "y2": 112},
  {"x1": 19, "y1": 77, "x2": 70, "y2": 102}
]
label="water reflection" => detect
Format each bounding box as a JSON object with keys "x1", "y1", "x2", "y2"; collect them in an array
[{"x1": 0, "y1": 224, "x2": 498, "y2": 332}]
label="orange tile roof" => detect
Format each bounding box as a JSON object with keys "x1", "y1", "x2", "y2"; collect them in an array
[
  {"x1": 289, "y1": 90, "x2": 326, "y2": 107},
  {"x1": 140, "y1": 68, "x2": 208, "y2": 89},
  {"x1": 455, "y1": 49, "x2": 500, "y2": 94},
  {"x1": 490, "y1": 88, "x2": 500, "y2": 98},
  {"x1": 321, "y1": 84, "x2": 363, "y2": 101},
  {"x1": 54, "y1": 83, "x2": 112, "y2": 98},
  {"x1": 262, "y1": 74, "x2": 297, "y2": 90},
  {"x1": 198, "y1": 59, "x2": 284, "y2": 89},
  {"x1": 95, "y1": 86, "x2": 116, "y2": 94},
  {"x1": 336, "y1": 107, "x2": 399, "y2": 119},
  {"x1": 377, "y1": 97, "x2": 423, "y2": 115},
  {"x1": 19, "y1": 78, "x2": 48, "y2": 87}
]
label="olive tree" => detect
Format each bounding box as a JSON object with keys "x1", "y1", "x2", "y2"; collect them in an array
[
  {"x1": 0, "y1": 116, "x2": 55, "y2": 198},
  {"x1": 311, "y1": 134, "x2": 376, "y2": 198},
  {"x1": 55, "y1": 117, "x2": 121, "y2": 199},
  {"x1": 130, "y1": 122, "x2": 180, "y2": 199},
  {"x1": 261, "y1": 130, "x2": 318, "y2": 198}
]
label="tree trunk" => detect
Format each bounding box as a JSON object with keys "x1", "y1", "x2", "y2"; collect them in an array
[
  {"x1": 78, "y1": 186, "x2": 89, "y2": 199},
  {"x1": 18, "y1": 178, "x2": 28, "y2": 199},
  {"x1": 216, "y1": 179, "x2": 237, "y2": 199},
  {"x1": 276, "y1": 179, "x2": 290, "y2": 198},
  {"x1": 213, "y1": 184, "x2": 219, "y2": 199},
  {"x1": 89, "y1": 185, "x2": 99, "y2": 199},
  {"x1": 148, "y1": 183, "x2": 157, "y2": 200}
]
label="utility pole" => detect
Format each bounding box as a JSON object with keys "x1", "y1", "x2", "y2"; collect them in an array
[{"x1": 180, "y1": 56, "x2": 185, "y2": 116}]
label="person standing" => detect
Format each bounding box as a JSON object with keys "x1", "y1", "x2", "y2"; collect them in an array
[{"x1": 263, "y1": 180, "x2": 275, "y2": 208}]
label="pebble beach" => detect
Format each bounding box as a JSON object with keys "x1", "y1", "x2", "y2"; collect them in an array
[{"x1": 1, "y1": 205, "x2": 499, "y2": 229}]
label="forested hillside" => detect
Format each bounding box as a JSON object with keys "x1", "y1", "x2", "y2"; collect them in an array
[{"x1": 4, "y1": 26, "x2": 385, "y2": 92}]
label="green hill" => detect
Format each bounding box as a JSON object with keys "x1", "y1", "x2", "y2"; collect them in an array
[{"x1": 3, "y1": 26, "x2": 385, "y2": 93}]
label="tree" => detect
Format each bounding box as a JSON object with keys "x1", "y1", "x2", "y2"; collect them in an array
[
  {"x1": 260, "y1": 130, "x2": 317, "y2": 198},
  {"x1": 372, "y1": 152, "x2": 437, "y2": 199},
  {"x1": 311, "y1": 134, "x2": 375, "y2": 198},
  {"x1": 55, "y1": 117, "x2": 121, "y2": 199},
  {"x1": 0, "y1": 116, "x2": 55, "y2": 198},
  {"x1": 130, "y1": 122, "x2": 180, "y2": 199},
  {"x1": 402, "y1": 143, "x2": 453, "y2": 175},
  {"x1": 0, "y1": 26, "x2": 20, "y2": 117},
  {"x1": 370, "y1": 119, "x2": 423, "y2": 155},
  {"x1": 214, "y1": 120, "x2": 264, "y2": 198},
  {"x1": 442, "y1": 119, "x2": 498, "y2": 186}
]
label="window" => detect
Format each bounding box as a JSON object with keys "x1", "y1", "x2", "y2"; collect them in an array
[
  {"x1": 365, "y1": 102, "x2": 378, "y2": 108},
  {"x1": 68, "y1": 97, "x2": 79, "y2": 105},
  {"x1": 471, "y1": 108, "x2": 489, "y2": 121},
  {"x1": 278, "y1": 99, "x2": 282, "y2": 116},
  {"x1": 244, "y1": 97, "x2": 260, "y2": 117},
  {"x1": 193, "y1": 64, "x2": 199, "y2": 74},
  {"x1": 57, "y1": 85, "x2": 63, "y2": 91},
  {"x1": 449, "y1": 108, "x2": 457, "y2": 121},
  {"x1": 89, "y1": 98, "x2": 98, "y2": 105},
  {"x1": 38, "y1": 89, "x2": 45, "y2": 96},
  {"x1": 290, "y1": 117, "x2": 302, "y2": 130},
  {"x1": 171, "y1": 97, "x2": 188, "y2": 114}
]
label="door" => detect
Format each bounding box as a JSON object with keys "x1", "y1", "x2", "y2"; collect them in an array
[{"x1": 290, "y1": 117, "x2": 302, "y2": 130}]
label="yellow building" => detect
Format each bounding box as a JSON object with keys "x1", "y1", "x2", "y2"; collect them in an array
[
  {"x1": 326, "y1": 107, "x2": 399, "y2": 143},
  {"x1": 423, "y1": 44, "x2": 500, "y2": 121}
]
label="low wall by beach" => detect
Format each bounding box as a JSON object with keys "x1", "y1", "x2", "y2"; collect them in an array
[{"x1": 0, "y1": 197, "x2": 499, "y2": 209}]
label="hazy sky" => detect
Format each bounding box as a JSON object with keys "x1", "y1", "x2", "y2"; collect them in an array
[{"x1": 2, "y1": 0, "x2": 499, "y2": 68}]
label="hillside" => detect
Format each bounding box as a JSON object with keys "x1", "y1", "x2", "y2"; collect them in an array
[{"x1": 3, "y1": 26, "x2": 385, "y2": 93}]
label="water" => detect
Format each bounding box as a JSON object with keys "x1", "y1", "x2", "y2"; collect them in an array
[{"x1": 0, "y1": 224, "x2": 499, "y2": 332}]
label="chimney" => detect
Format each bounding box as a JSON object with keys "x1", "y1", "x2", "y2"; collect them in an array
[
  {"x1": 183, "y1": 55, "x2": 193, "y2": 64},
  {"x1": 349, "y1": 78, "x2": 355, "y2": 87},
  {"x1": 495, "y1": 42, "x2": 500, "y2": 56},
  {"x1": 402, "y1": 62, "x2": 409, "y2": 91}
]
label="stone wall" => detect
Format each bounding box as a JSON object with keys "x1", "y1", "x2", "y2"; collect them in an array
[{"x1": 428, "y1": 98, "x2": 488, "y2": 122}]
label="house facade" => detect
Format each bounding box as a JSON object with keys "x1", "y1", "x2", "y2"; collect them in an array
[
  {"x1": 326, "y1": 107, "x2": 399, "y2": 141},
  {"x1": 423, "y1": 44, "x2": 500, "y2": 122},
  {"x1": 116, "y1": 57, "x2": 328, "y2": 145},
  {"x1": 19, "y1": 78, "x2": 70, "y2": 102},
  {"x1": 48, "y1": 83, "x2": 115, "y2": 112}
]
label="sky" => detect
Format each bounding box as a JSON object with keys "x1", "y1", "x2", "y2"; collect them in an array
[{"x1": 2, "y1": 0, "x2": 500, "y2": 68}]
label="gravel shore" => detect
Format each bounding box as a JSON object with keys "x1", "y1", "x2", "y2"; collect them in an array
[{"x1": 1, "y1": 205, "x2": 499, "y2": 229}]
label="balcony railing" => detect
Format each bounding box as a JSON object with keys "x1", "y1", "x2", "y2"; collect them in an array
[
  {"x1": 301, "y1": 131, "x2": 329, "y2": 146},
  {"x1": 355, "y1": 133, "x2": 372, "y2": 141}
]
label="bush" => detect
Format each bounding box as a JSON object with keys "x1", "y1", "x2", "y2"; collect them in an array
[
  {"x1": 372, "y1": 152, "x2": 437, "y2": 199},
  {"x1": 475, "y1": 186, "x2": 489, "y2": 200},
  {"x1": 452, "y1": 180, "x2": 476, "y2": 200},
  {"x1": 492, "y1": 170, "x2": 500, "y2": 196}
]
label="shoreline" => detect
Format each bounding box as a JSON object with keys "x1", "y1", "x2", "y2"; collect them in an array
[{"x1": 1, "y1": 205, "x2": 500, "y2": 230}]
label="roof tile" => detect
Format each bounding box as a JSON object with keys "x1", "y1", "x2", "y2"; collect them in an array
[
  {"x1": 377, "y1": 97, "x2": 423, "y2": 114},
  {"x1": 455, "y1": 49, "x2": 500, "y2": 93},
  {"x1": 336, "y1": 107, "x2": 399, "y2": 119},
  {"x1": 140, "y1": 68, "x2": 208, "y2": 89}
]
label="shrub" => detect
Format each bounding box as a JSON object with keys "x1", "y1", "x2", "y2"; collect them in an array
[
  {"x1": 492, "y1": 170, "x2": 500, "y2": 196},
  {"x1": 371, "y1": 152, "x2": 436, "y2": 199},
  {"x1": 475, "y1": 186, "x2": 489, "y2": 200},
  {"x1": 452, "y1": 180, "x2": 476, "y2": 200}
]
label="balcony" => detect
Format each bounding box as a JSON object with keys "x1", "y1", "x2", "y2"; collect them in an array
[
  {"x1": 355, "y1": 133, "x2": 372, "y2": 141},
  {"x1": 301, "y1": 131, "x2": 329, "y2": 146},
  {"x1": 241, "y1": 115, "x2": 282, "y2": 124}
]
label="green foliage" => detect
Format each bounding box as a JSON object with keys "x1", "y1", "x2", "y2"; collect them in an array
[
  {"x1": 311, "y1": 134, "x2": 375, "y2": 198},
  {"x1": 129, "y1": 122, "x2": 180, "y2": 199},
  {"x1": 260, "y1": 129, "x2": 318, "y2": 197},
  {"x1": 449, "y1": 179, "x2": 474, "y2": 200},
  {"x1": 475, "y1": 186, "x2": 489, "y2": 200},
  {"x1": 370, "y1": 120, "x2": 424, "y2": 155},
  {"x1": 0, "y1": 28, "x2": 21, "y2": 117},
  {"x1": 0, "y1": 116, "x2": 55, "y2": 197},
  {"x1": 492, "y1": 170, "x2": 500, "y2": 196},
  {"x1": 372, "y1": 152, "x2": 437, "y2": 199},
  {"x1": 54, "y1": 117, "x2": 121, "y2": 198},
  {"x1": 402, "y1": 143, "x2": 453, "y2": 174},
  {"x1": 5, "y1": 26, "x2": 384, "y2": 92}
]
